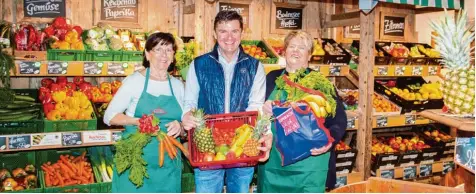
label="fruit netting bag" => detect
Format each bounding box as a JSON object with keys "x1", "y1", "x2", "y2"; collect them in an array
[{"x1": 272, "y1": 75, "x2": 334, "y2": 166}]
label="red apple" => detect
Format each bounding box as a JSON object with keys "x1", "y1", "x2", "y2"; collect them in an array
[{"x1": 403, "y1": 139, "x2": 409, "y2": 144}]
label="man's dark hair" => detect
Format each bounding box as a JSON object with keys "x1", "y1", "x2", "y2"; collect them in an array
[{"x1": 214, "y1": 10, "x2": 243, "y2": 31}]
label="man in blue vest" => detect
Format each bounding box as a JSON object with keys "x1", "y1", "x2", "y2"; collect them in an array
[{"x1": 182, "y1": 10, "x2": 271, "y2": 193}]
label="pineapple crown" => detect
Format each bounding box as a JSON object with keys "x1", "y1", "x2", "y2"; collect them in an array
[
  {"x1": 430, "y1": 9, "x2": 475, "y2": 70},
  {"x1": 192, "y1": 108, "x2": 206, "y2": 130},
  {"x1": 253, "y1": 112, "x2": 272, "y2": 139}
]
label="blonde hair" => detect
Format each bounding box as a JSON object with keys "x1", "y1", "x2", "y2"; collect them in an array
[{"x1": 283, "y1": 31, "x2": 314, "y2": 54}]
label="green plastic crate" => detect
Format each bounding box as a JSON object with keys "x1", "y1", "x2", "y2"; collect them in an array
[
  {"x1": 84, "y1": 50, "x2": 122, "y2": 61},
  {"x1": 43, "y1": 111, "x2": 97, "y2": 132},
  {"x1": 181, "y1": 173, "x2": 195, "y2": 193},
  {"x1": 92, "y1": 164, "x2": 112, "y2": 193},
  {"x1": 241, "y1": 40, "x2": 279, "y2": 64},
  {"x1": 0, "y1": 89, "x2": 43, "y2": 135},
  {"x1": 1, "y1": 151, "x2": 43, "y2": 193},
  {"x1": 122, "y1": 51, "x2": 144, "y2": 61},
  {"x1": 47, "y1": 49, "x2": 85, "y2": 61}
]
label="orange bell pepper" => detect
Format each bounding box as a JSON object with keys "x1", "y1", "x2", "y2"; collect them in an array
[
  {"x1": 102, "y1": 94, "x2": 113, "y2": 103},
  {"x1": 46, "y1": 110, "x2": 62, "y2": 121},
  {"x1": 52, "y1": 91, "x2": 67, "y2": 103},
  {"x1": 64, "y1": 109, "x2": 79, "y2": 120},
  {"x1": 100, "y1": 82, "x2": 112, "y2": 94},
  {"x1": 111, "y1": 81, "x2": 122, "y2": 94}
]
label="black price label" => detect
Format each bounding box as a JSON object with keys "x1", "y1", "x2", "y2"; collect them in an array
[
  {"x1": 84, "y1": 62, "x2": 103, "y2": 75},
  {"x1": 8, "y1": 135, "x2": 31, "y2": 150},
  {"x1": 443, "y1": 162, "x2": 455, "y2": 175},
  {"x1": 429, "y1": 66, "x2": 438, "y2": 76},
  {"x1": 395, "y1": 66, "x2": 406, "y2": 76},
  {"x1": 101, "y1": 0, "x2": 138, "y2": 23},
  {"x1": 329, "y1": 66, "x2": 341, "y2": 76},
  {"x1": 48, "y1": 62, "x2": 68, "y2": 74},
  {"x1": 19, "y1": 61, "x2": 41, "y2": 74},
  {"x1": 405, "y1": 115, "x2": 416, "y2": 125},
  {"x1": 412, "y1": 66, "x2": 423, "y2": 76},
  {"x1": 383, "y1": 16, "x2": 405, "y2": 37},
  {"x1": 419, "y1": 164, "x2": 433, "y2": 177},
  {"x1": 403, "y1": 166, "x2": 417, "y2": 180},
  {"x1": 108, "y1": 62, "x2": 127, "y2": 75},
  {"x1": 0, "y1": 136, "x2": 6, "y2": 150},
  {"x1": 347, "y1": 118, "x2": 356, "y2": 129},
  {"x1": 380, "y1": 169, "x2": 394, "y2": 179},
  {"x1": 376, "y1": 116, "x2": 388, "y2": 127},
  {"x1": 132, "y1": 62, "x2": 144, "y2": 72},
  {"x1": 334, "y1": 176, "x2": 347, "y2": 188},
  {"x1": 275, "y1": 7, "x2": 303, "y2": 30},
  {"x1": 112, "y1": 131, "x2": 122, "y2": 142},
  {"x1": 62, "y1": 132, "x2": 82, "y2": 146},
  {"x1": 377, "y1": 66, "x2": 388, "y2": 76}
]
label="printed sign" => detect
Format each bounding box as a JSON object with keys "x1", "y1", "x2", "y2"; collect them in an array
[
  {"x1": 112, "y1": 131, "x2": 122, "y2": 142},
  {"x1": 412, "y1": 66, "x2": 423, "y2": 76},
  {"x1": 420, "y1": 164, "x2": 432, "y2": 177},
  {"x1": 455, "y1": 137, "x2": 475, "y2": 173},
  {"x1": 377, "y1": 66, "x2": 388, "y2": 76},
  {"x1": 380, "y1": 169, "x2": 394, "y2": 179},
  {"x1": 83, "y1": 131, "x2": 112, "y2": 143},
  {"x1": 48, "y1": 62, "x2": 68, "y2": 74},
  {"x1": 0, "y1": 136, "x2": 6, "y2": 150},
  {"x1": 62, "y1": 132, "x2": 82, "y2": 146},
  {"x1": 84, "y1": 62, "x2": 103, "y2": 75},
  {"x1": 108, "y1": 62, "x2": 126, "y2": 75},
  {"x1": 219, "y1": 3, "x2": 250, "y2": 29},
  {"x1": 383, "y1": 16, "x2": 405, "y2": 37},
  {"x1": 347, "y1": 118, "x2": 356, "y2": 129},
  {"x1": 276, "y1": 108, "x2": 300, "y2": 136},
  {"x1": 8, "y1": 135, "x2": 31, "y2": 150},
  {"x1": 403, "y1": 166, "x2": 417, "y2": 180},
  {"x1": 275, "y1": 7, "x2": 303, "y2": 30},
  {"x1": 376, "y1": 116, "x2": 388, "y2": 127},
  {"x1": 395, "y1": 66, "x2": 406, "y2": 76},
  {"x1": 32, "y1": 133, "x2": 62, "y2": 146},
  {"x1": 101, "y1": 0, "x2": 138, "y2": 23},
  {"x1": 19, "y1": 61, "x2": 41, "y2": 75},
  {"x1": 429, "y1": 66, "x2": 438, "y2": 76},
  {"x1": 344, "y1": 25, "x2": 360, "y2": 39},
  {"x1": 329, "y1": 66, "x2": 341, "y2": 76},
  {"x1": 335, "y1": 176, "x2": 347, "y2": 188},
  {"x1": 24, "y1": 0, "x2": 66, "y2": 18},
  {"x1": 405, "y1": 115, "x2": 416, "y2": 125},
  {"x1": 443, "y1": 162, "x2": 455, "y2": 175}
]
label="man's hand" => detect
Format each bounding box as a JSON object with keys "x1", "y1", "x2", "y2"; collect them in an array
[
  {"x1": 310, "y1": 143, "x2": 332, "y2": 156},
  {"x1": 258, "y1": 133, "x2": 273, "y2": 162},
  {"x1": 165, "y1": 120, "x2": 183, "y2": 138},
  {"x1": 182, "y1": 110, "x2": 198, "y2": 130},
  {"x1": 262, "y1": 100, "x2": 273, "y2": 117}
]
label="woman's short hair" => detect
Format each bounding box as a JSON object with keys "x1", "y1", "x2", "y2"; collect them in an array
[
  {"x1": 143, "y1": 32, "x2": 177, "y2": 69},
  {"x1": 283, "y1": 31, "x2": 314, "y2": 54}
]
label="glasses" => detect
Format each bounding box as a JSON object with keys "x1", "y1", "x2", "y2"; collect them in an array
[{"x1": 151, "y1": 48, "x2": 174, "y2": 55}]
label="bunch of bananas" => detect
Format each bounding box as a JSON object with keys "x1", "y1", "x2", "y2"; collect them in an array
[{"x1": 302, "y1": 95, "x2": 332, "y2": 118}]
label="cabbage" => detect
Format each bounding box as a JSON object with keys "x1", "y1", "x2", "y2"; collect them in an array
[{"x1": 109, "y1": 37, "x2": 123, "y2": 51}]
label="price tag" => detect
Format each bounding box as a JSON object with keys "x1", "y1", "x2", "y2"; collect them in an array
[
  {"x1": 380, "y1": 169, "x2": 394, "y2": 179},
  {"x1": 311, "y1": 65, "x2": 320, "y2": 72},
  {"x1": 329, "y1": 66, "x2": 341, "y2": 76},
  {"x1": 8, "y1": 135, "x2": 32, "y2": 150},
  {"x1": 395, "y1": 66, "x2": 406, "y2": 76},
  {"x1": 62, "y1": 132, "x2": 82, "y2": 146},
  {"x1": 0, "y1": 136, "x2": 6, "y2": 150},
  {"x1": 377, "y1": 66, "x2": 388, "y2": 76},
  {"x1": 443, "y1": 162, "x2": 455, "y2": 175},
  {"x1": 48, "y1": 62, "x2": 68, "y2": 74},
  {"x1": 32, "y1": 133, "x2": 61, "y2": 146},
  {"x1": 19, "y1": 61, "x2": 41, "y2": 74},
  {"x1": 83, "y1": 131, "x2": 112, "y2": 143},
  {"x1": 131, "y1": 62, "x2": 144, "y2": 72},
  {"x1": 376, "y1": 116, "x2": 388, "y2": 127},
  {"x1": 429, "y1": 66, "x2": 438, "y2": 76},
  {"x1": 455, "y1": 137, "x2": 475, "y2": 172},
  {"x1": 405, "y1": 115, "x2": 416, "y2": 125},
  {"x1": 334, "y1": 176, "x2": 347, "y2": 188},
  {"x1": 108, "y1": 62, "x2": 126, "y2": 75},
  {"x1": 412, "y1": 66, "x2": 423, "y2": 76},
  {"x1": 347, "y1": 118, "x2": 356, "y2": 129},
  {"x1": 419, "y1": 164, "x2": 433, "y2": 177},
  {"x1": 403, "y1": 166, "x2": 417, "y2": 180},
  {"x1": 112, "y1": 131, "x2": 122, "y2": 142},
  {"x1": 84, "y1": 62, "x2": 103, "y2": 75}
]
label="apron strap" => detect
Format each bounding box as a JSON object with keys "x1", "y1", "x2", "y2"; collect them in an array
[
  {"x1": 142, "y1": 68, "x2": 151, "y2": 96},
  {"x1": 167, "y1": 74, "x2": 175, "y2": 97}
]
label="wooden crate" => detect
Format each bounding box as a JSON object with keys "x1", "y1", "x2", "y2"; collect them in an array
[{"x1": 14, "y1": 50, "x2": 47, "y2": 61}]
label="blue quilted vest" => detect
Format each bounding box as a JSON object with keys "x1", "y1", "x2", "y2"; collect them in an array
[{"x1": 194, "y1": 44, "x2": 259, "y2": 114}]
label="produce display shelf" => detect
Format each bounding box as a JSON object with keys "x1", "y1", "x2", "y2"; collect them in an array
[
  {"x1": 372, "y1": 113, "x2": 432, "y2": 128},
  {"x1": 418, "y1": 110, "x2": 475, "y2": 132},
  {"x1": 373, "y1": 157, "x2": 455, "y2": 180},
  {"x1": 0, "y1": 129, "x2": 123, "y2": 153},
  {"x1": 11, "y1": 60, "x2": 144, "y2": 77},
  {"x1": 334, "y1": 171, "x2": 364, "y2": 189},
  {"x1": 263, "y1": 64, "x2": 350, "y2": 76},
  {"x1": 373, "y1": 65, "x2": 442, "y2": 77}
]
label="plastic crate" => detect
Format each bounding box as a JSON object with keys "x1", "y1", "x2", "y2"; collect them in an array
[
  {"x1": 0, "y1": 151, "x2": 43, "y2": 193},
  {"x1": 0, "y1": 89, "x2": 43, "y2": 135},
  {"x1": 413, "y1": 43, "x2": 442, "y2": 65},
  {"x1": 241, "y1": 40, "x2": 279, "y2": 64},
  {"x1": 321, "y1": 38, "x2": 352, "y2": 64},
  {"x1": 43, "y1": 111, "x2": 97, "y2": 132},
  {"x1": 375, "y1": 42, "x2": 410, "y2": 65},
  {"x1": 181, "y1": 173, "x2": 195, "y2": 193},
  {"x1": 351, "y1": 40, "x2": 390, "y2": 65},
  {"x1": 47, "y1": 49, "x2": 85, "y2": 61},
  {"x1": 335, "y1": 149, "x2": 357, "y2": 174},
  {"x1": 187, "y1": 111, "x2": 260, "y2": 170},
  {"x1": 122, "y1": 51, "x2": 143, "y2": 61},
  {"x1": 416, "y1": 124, "x2": 455, "y2": 157},
  {"x1": 37, "y1": 148, "x2": 102, "y2": 193},
  {"x1": 85, "y1": 50, "x2": 122, "y2": 61}
]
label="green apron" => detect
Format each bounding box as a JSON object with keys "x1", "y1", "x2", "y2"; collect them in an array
[
  {"x1": 112, "y1": 68, "x2": 183, "y2": 193},
  {"x1": 257, "y1": 72, "x2": 330, "y2": 193}
]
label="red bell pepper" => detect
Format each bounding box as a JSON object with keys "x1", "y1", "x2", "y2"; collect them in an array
[
  {"x1": 56, "y1": 76, "x2": 68, "y2": 84},
  {"x1": 49, "y1": 83, "x2": 61, "y2": 92},
  {"x1": 41, "y1": 93, "x2": 53, "y2": 104},
  {"x1": 66, "y1": 89, "x2": 74, "y2": 97},
  {"x1": 84, "y1": 90, "x2": 93, "y2": 101},
  {"x1": 38, "y1": 87, "x2": 50, "y2": 102},
  {"x1": 52, "y1": 17, "x2": 67, "y2": 29},
  {"x1": 66, "y1": 82, "x2": 77, "y2": 91},
  {"x1": 79, "y1": 82, "x2": 92, "y2": 92},
  {"x1": 73, "y1": 76, "x2": 84, "y2": 85},
  {"x1": 41, "y1": 78, "x2": 54, "y2": 88},
  {"x1": 72, "y1": 26, "x2": 83, "y2": 37},
  {"x1": 111, "y1": 81, "x2": 122, "y2": 94},
  {"x1": 100, "y1": 82, "x2": 112, "y2": 94},
  {"x1": 27, "y1": 25, "x2": 37, "y2": 51},
  {"x1": 43, "y1": 102, "x2": 55, "y2": 115},
  {"x1": 44, "y1": 25, "x2": 55, "y2": 37}
]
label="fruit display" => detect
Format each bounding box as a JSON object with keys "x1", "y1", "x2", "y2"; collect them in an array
[
  {"x1": 242, "y1": 44, "x2": 270, "y2": 60},
  {"x1": 46, "y1": 17, "x2": 85, "y2": 50},
  {"x1": 386, "y1": 82, "x2": 443, "y2": 101},
  {"x1": 324, "y1": 42, "x2": 345, "y2": 55},
  {"x1": 41, "y1": 152, "x2": 95, "y2": 187},
  {"x1": 381, "y1": 43, "x2": 410, "y2": 57},
  {"x1": 311, "y1": 39, "x2": 325, "y2": 56},
  {"x1": 193, "y1": 109, "x2": 216, "y2": 153},
  {"x1": 0, "y1": 165, "x2": 38, "y2": 191},
  {"x1": 84, "y1": 24, "x2": 117, "y2": 51},
  {"x1": 409, "y1": 45, "x2": 425, "y2": 57},
  {"x1": 265, "y1": 37, "x2": 285, "y2": 56},
  {"x1": 417, "y1": 44, "x2": 440, "y2": 58},
  {"x1": 341, "y1": 90, "x2": 400, "y2": 113},
  {"x1": 422, "y1": 128, "x2": 453, "y2": 143},
  {"x1": 371, "y1": 135, "x2": 431, "y2": 156},
  {"x1": 430, "y1": 10, "x2": 475, "y2": 115},
  {"x1": 14, "y1": 24, "x2": 47, "y2": 51},
  {"x1": 0, "y1": 88, "x2": 40, "y2": 122},
  {"x1": 335, "y1": 141, "x2": 352, "y2": 151}
]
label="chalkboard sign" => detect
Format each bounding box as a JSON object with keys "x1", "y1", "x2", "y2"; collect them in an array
[
  {"x1": 8, "y1": 135, "x2": 32, "y2": 150},
  {"x1": 48, "y1": 61, "x2": 68, "y2": 74},
  {"x1": 19, "y1": 61, "x2": 41, "y2": 75},
  {"x1": 24, "y1": 0, "x2": 66, "y2": 18},
  {"x1": 84, "y1": 62, "x2": 103, "y2": 75},
  {"x1": 383, "y1": 16, "x2": 405, "y2": 37},
  {"x1": 344, "y1": 25, "x2": 360, "y2": 39},
  {"x1": 219, "y1": 2, "x2": 250, "y2": 29},
  {"x1": 62, "y1": 132, "x2": 82, "y2": 146},
  {"x1": 108, "y1": 62, "x2": 126, "y2": 75},
  {"x1": 455, "y1": 137, "x2": 475, "y2": 173},
  {"x1": 101, "y1": 0, "x2": 138, "y2": 23},
  {"x1": 0, "y1": 136, "x2": 6, "y2": 150},
  {"x1": 275, "y1": 7, "x2": 303, "y2": 30},
  {"x1": 348, "y1": 25, "x2": 360, "y2": 34}
]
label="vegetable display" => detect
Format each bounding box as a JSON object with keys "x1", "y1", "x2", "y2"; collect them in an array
[
  {"x1": 41, "y1": 152, "x2": 95, "y2": 187},
  {"x1": 0, "y1": 165, "x2": 37, "y2": 192}
]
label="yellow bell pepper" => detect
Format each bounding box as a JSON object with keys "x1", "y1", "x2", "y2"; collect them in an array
[
  {"x1": 52, "y1": 91, "x2": 66, "y2": 103},
  {"x1": 65, "y1": 30, "x2": 79, "y2": 44}
]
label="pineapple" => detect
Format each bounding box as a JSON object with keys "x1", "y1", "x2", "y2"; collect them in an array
[
  {"x1": 243, "y1": 113, "x2": 272, "y2": 157},
  {"x1": 192, "y1": 109, "x2": 215, "y2": 153},
  {"x1": 430, "y1": 9, "x2": 475, "y2": 115}
]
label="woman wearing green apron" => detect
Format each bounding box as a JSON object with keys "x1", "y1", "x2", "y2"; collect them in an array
[
  {"x1": 104, "y1": 33, "x2": 186, "y2": 192},
  {"x1": 258, "y1": 31, "x2": 347, "y2": 193}
]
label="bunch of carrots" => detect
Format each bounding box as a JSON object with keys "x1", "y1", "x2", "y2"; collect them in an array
[
  {"x1": 157, "y1": 131, "x2": 189, "y2": 167},
  {"x1": 40, "y1": 152, "x2": 94, "y2": 187}
]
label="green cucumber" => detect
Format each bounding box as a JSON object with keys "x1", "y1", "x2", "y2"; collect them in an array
[
  {"x1": 0, "y1": 108, "x2": 39, "y2": 116},
  {"x1": 14, "y1": 95, "x2": 36, "y2": 102},
  {"x1": 0, "y1": 113, "x2": 38, "y2": 121},
  {"x1": 0, "y1": 103, "x2": 40, "y2": 109}
]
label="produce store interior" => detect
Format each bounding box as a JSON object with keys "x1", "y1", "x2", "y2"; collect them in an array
[{"x1": 0, "y1": 0, "x2": 475, "y2": 193}]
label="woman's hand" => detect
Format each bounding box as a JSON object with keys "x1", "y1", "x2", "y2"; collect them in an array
[
  {"x1": 165, "y1": 120, "x2": 183, "y2": 138},
  {"x1": 258, "y1": 133, "x2": 273, "y2": 162},
  {"x1": 262, "y1": 100, "x2": 274, "y2": 117},
  {"x1": 182, "y1": 110, "x2": 199, "y2": 130},
  {"x1": 310, "y1": 143, "x2": 332, "y2": 156}
]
